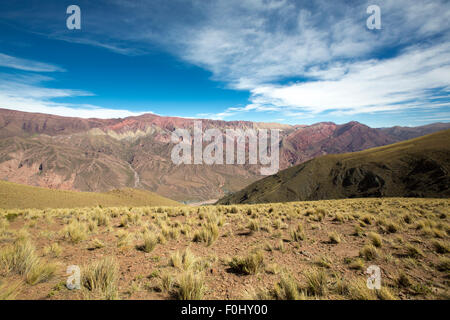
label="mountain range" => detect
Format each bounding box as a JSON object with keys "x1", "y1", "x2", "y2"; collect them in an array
[
  {"x1": 1, "y1": 108, "x2": 449, "y2": 202},
  {"x1": 218, "y1": 129, "x2": 450, "y2": 204}
]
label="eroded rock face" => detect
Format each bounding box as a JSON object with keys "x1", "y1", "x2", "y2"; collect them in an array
[
  {"x1": 218, "y1": 129, "x2": 450, "y2": 205},
  {"x1": 0, "y1": 108, "x2": 449, "y2": 202},
  {"x1": 403, "y1": 158, "x2": 449, "y2": 196},
  {"x1": 332, "y1": 167, "x2": 385, "y2": 197},
  {"x1": 340, "y1": 168, "x2": 384, "y2": 190}
]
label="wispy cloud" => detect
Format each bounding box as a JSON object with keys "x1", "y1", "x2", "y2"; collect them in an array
[
  {"x1": 240, "y1": 43, "x2": 450, "y2": 116},
  {"x1": 0, "y1": 53, "x2": 65, "y2": 72},
  {"x1": 0, "y1": 0, "x2": 449, "y2": 123},
  {"x1": 0, "y1": 56, "x2": 148, "y2": 119},
  {"x1": 53, "y1": 36, "x2": 144, "y2": 56}
]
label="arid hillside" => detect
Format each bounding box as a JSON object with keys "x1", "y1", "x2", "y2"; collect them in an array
[
  {"x1": 0, "y1": 180, "x2": 180, "y2": 209},
  {"x1": 218, "y1": 130, "x2": 450, "y2": 204},
  {"x1": 0, "y1": 198, "x2": 448, "y2": 300},
  {"x1": 1, "y1": 108, "x2": 449, "y2": 202}
]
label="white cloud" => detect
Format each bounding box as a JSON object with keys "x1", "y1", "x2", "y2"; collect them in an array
[
  {"x1": 0, "y1": 68, "x2": 149, "y2": 119},
  {"x1": 163, "y1": 0, "x2": 449, "y2": 87},
  {"x1": 0, "y1": 53, "x2": 64, "y2": 72},
  {"x1": 254, "y1": 43, "x2": 449, "y2": 114},
  {"x1": 0, "y1": 100, "x2": 148, "y2": 119},
  {"x1": 1, "y1": 0, "x2": 449, "y2": 123}
]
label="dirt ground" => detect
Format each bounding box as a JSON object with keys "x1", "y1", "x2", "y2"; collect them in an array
[{"x1": 0, "y1": 198, "x2": 449, "y2": 300}]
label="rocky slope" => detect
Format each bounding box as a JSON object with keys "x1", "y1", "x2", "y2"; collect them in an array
[
  {"x1": 0, "y1": 108, "x2": 449, "y2": 202},
  {"x1": 218, "y1": 129, "x2": 450, "y2": 204}
]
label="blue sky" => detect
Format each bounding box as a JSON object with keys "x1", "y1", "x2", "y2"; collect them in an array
[{"x1": 0, "y1": 0, "x2": 449, "y2": 127}]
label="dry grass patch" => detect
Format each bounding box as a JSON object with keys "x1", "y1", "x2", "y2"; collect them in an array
[
  {"x1": 26, "y1": 261, "x2": 57, "y2": 285},
  {"x1": 228, "y1": 250, "x2": 265, "y2": 275},
  {"x1": 90, "y1": 238, "x2": 105, "y2": 249},
  {"x1": 0, "y1": 238, "x2": 56, "y2": 285},
  {"x1": 359, "y1": 244, "x2": 379, "y2": 261},
  {"x1": 63, "y1": 221, "x2": 87, "y2": 244},
  {"x1": 0, "y1": 280, "x2": 22, "y2": 300},
  {"x1": 395, "y1": 272, "x2": 412, "y2": 288},
  {"x1": 176, "y1": 271, "x2": 206, "y2": 300},
  {"x1": 404, "y1": 244, "x2": 424, "y2": 259},
  {"x1": 432, "y1": 240, "x2": 449, "y2": 254},
  {"x1": 368, "y1": 232, "x2": 382, "y2": 248},
  {"x1": 116, "y1": 230, "x2": 133, "y2": 248},
  {"x1": 315, "y1": 256, "x2": 332, "y2": 269},
  {"x1": 436, "y1": 257, "x2": 450, "y2": 272},
  {"x1": 169, "y1": 248, "x2": 196, "y2": 271},
  {"x1": 347, "y1": 278, "x2": 377, "y2": 300},
  {"x1": 248, "y1": 219, "x2": 260, "y2": 232},
  {"x1": 43, "y1": 243, "x2": 62, "y2": 258},
  {"x1": 272, "y1": 273, "x2": 304, "y2": 300},
  {"x1": 138, "y1": 231, "x2": 158, "y2": 253},
  {"x1": 386, "y1": 222, "x2": 400, "y2": 233},
  {"x1": 303, "y1": 267, "x2": 328, "y2": 296},
  {"x1": 348, "y1": 258, "x2": 365, "y2": 270},
  {"x1": 158, "y1": 271, "x2": 175, "y2": 292},
  {"x1": 192, "y1": 223, "x2": 219, "y2": 246},
  {"x1": 290, "y1": 223, "x2": 306, "y2": 242},
  {"x1": 328, "y1": 232, "x2": 341, "y2": 244},
  {"x1": 82, "y1": 257, "x2": 119, "y2": 300}
]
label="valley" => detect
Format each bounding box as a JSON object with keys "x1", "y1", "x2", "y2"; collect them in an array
[
  {"x1": 0, "y1": 109, "x2": 448, "y2": 301},
  {"x1": 1, "y1": 108, "x2": 449, "y2": 202}
]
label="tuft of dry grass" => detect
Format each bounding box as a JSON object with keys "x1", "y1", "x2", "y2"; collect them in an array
[
  {"x1": 82, "y1": 257, "x2": 119, "y2": 300},
  {"x1": 368, "y1": 232, "x2": 382, "y2": 248},
  {"x1": 176, "y1": 271, "x2": 205, "y2": 300},
  {"x1": 265, "y1": 263, "x2": 281, "y2": 275},
  {"x1": 396, "y1": 272, "x2": 411, "y2": 288},
  {"x1": 0, "y1": 238, "x2": 38, "y2": 275},
  {"x1": 315, "y1": 256, "x2": 332, "y2": 269},
  {"x1": 328, "y1": 232, "x2": 341, "y2": 244},
  {"x1": 303, "y1": 267, "x2": 328, "y2": 296},
  {"x1": 375, "y1": 286, "x2": 397, "y2": 300},
  {"x1": 405, "y1": 244, "x2": 424, "y2": 258},
  {"x1": 63, "y1": 221, "x2": 87, "y2": 244},
  {"x1": 229, "y1": 250, "x2": 265, "y2": 275},
  {"x1": 248, "y1": 219, "x2": 260, "y2": 232},
  {"x1": 359, "y1": 244, "x2": 378, "y2": 261},
  {"x1": 386, "y1": 222, "x2": 400, "y2": 233},
  {"x1": 0, "y1": 280, "x2": 23, "y2": 300},
  {"x1": 333, "y1": 213, "x2": 346, "y2": 223},
  {"x1": 353, "y1": 225, "x2": 364, "y2": 237},
  {"x1": 91, "y1": 238, "x2": 105, "y2": 249},
  {"x1": 43, "y1": 243, "x2": 62, "y2": 258},
  {"x1": 290, "y1": 223, "x2": 306, "y2": 242},
  {"x1": 275, "y1": 239, "x2": 286, "y2": 253},
  {"x1": 432, "y1": 240, "x2": 449, "y2": 254},
  {"x1": 0, "y1": 238, "x2": 55, "y2": 285},
  {"x1": 272, "y1": 273, "x2": 303, "y2": 300},
  {"x1": 348, "y1": 258, "x2": 365, "y2": 270},
  {"x1": 138, "y1": 231, "x2": 158, "y2": 253},
  {"x1": 436, "y1": 257, "x2": 450, "y2": 272},
  {"x1": 169, "y1": 248, "x2": 196, "y2": 271},
  {"x1": 347, "y1": 278, "x2": 377, "y2": 300},
  {"x1": 26, "y1": 261, "x2": 57, "y2": 285},
  {"x1": 159, "y1": 272, "x2": 175, "y2": 292},
  {"x1": 116, "y1": 230, "x2": 133, "y2": 248},
  {"x1": 192, "y1": 223, "x2": 219, "y2": 246}
]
